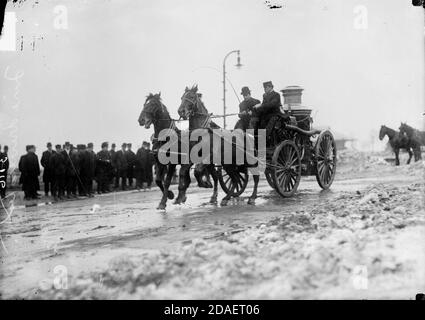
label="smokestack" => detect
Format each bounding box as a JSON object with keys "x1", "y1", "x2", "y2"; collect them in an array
[{"x1": 281, "y1": 86, "x2": 303, "y2": 105}]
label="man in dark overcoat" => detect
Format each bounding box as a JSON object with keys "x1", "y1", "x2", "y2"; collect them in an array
[
  {"x1": 96, "y1": 142, "x2": 112, "y2": 193},
  {"x1": 115, "y1": 143, "x2": 128, "y2": 190},
  {"x1": 125, "y1": 143, "x2": 136, "y2": 188},
  {"x1": 50, "y1": 144, "x2": 66, "y2": 201},
  {"x1": 234, "y1": 86, "x2": 261, "y2": 131},
  {"x1": 18, "y1": 145, "x2": 40, "y2": 200},
  {"x1": 253, "y1": 81, "x2": 282, "y2": 130},
  {"x1": 40, "y1": 142, "x2": 55, "y2": 197}
]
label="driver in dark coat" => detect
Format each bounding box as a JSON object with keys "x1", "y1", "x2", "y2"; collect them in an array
[
  {"x1": 234, "y1": 86, "x2": 261, "y2": 131},
  {"x1": 253, "y1": 81, "x2": 282, "y2": 129}
]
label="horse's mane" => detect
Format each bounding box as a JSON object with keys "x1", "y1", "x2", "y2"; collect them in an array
[
  {"x1": 400, "y1": 122, "x2": 414, "y2": 131},
  {"x1": 184, "y1": 85, "x2": 221, "y2": 128},
  {"x1": 382, "y1": 125, "x2": 395, "y2": 133},
  {"x1": 184, "y1": 85, "x2": 209, "y2": 115},
  {"x1": 196, "y1": 99, "x2": 209, "y2": 115},
  {"x1": 144, "y1": 92, "x2": 170, "y2": 116},
  {"x1": 145, "y1": 92, "x2": 161, "y2": 104}
]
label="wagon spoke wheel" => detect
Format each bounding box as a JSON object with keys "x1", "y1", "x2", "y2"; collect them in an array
[
  {"x1": 315, "y1": 130, "x2": 337, "y2": 189},
  {"x1": 218, "y1": 166, "x2": 249, "y2": 197},
  {"x1": 271, "y1": 140, "x2": 302, "y2": 197},
  {"x1": 264, "y1": 168, "x2": 276, "y2": 189}
]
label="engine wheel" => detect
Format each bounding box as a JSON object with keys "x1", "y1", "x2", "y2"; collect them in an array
[
  {"x1": 264, "y1": 168, "x2": 276, "y2": 189},
  {"x1": 271, "y1": 140, "x2": 302, "y2": 197},
  {"x1": 315, "y1": 130, "x2": 337, "y2": 189},
  {"x1": 217, "y1": 166, "x2": 249, "y2": 197}
]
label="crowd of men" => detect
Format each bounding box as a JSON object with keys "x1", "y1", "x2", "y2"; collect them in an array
[{"x1": 0, "y1": 141, "x2": 154, "y2": 201}]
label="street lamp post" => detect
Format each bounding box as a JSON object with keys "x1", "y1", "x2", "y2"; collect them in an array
[{"x1": 222, "y1": 50, "x2": 242, "y2": 129}]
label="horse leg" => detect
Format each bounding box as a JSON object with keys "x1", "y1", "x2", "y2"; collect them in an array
[
  {"x1": 158, "y1": 164, "x2": 176, "y2": 210},
  {"x1": 156, "y1": 165, "x2": 168, "y2": 210},
  {"x1": 182, "y1": 165, "x2": 191, "y2": 203},
  {"x1": 412, "y1": 146, "x2": 419, "y2": 162},
  {"x1": 248, "y1": 174, "x2": 259, "y2": 205},
  {"x1": 209, "y1": 165, "x2": 218, "y2": 204},
  {"x1": 155, "y1": 164, "x2": 164, "y2": 193},
  {"x1": 220, "y1": 189, "x2": 233, "y2": 206},
  {"x1": 407, "y1": 148, "x2": 413, "y2": 164},
  {"x1": 175, "y1": 164, "x2": 191, "y2": 204},
  {"x1": 394, "y1": 148, "x2": 400, "y2": 166}
]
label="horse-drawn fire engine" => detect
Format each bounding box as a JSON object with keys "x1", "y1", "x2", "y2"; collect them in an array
[{"x1": 217, "y1": 86, "x2": 337, "y2": 198}]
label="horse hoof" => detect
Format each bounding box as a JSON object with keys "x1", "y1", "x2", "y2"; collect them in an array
[
  {"x1": 209, "y1": 197, "x2": 217, "y2": 204},
  {"x1": 167, "y1": 190, "x2": 174, "y2": 200},
  {"x1": 182, "y1": 196, "x2": 187, "y2": 203},
  {"x1": 157, "y1": 203, "x2": 166, "y2": 210},
  {"x1": 247, "y1": 198, "x2": 256, "y2": 205},
  {"x1": 220, "y1": 200, "x2": 228, "y2": 207}
]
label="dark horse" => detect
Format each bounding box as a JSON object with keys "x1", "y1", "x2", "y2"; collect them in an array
[
  {"x1": 379, "y1": 125, "x2": 413, "y2": 165},
  {"x1": 138, "y1": 93, "x2": 190, "y2": 210},
  {"x1": 399, "y1": 122, "x2": 424, "y2": 161},
  {"x1": 178, "y1": 85, "x2": 260, "y2": 205},
  {"x1": 171, "y1": 86, "x2": 222, "y2": 205}
]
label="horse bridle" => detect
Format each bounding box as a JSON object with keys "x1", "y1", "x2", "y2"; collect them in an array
[
  {"x1": 181, "y1": 92, "x2": 212, "y2": 128},
  {"x1": 144, "y1": 99, "x2": 177, "y2": 136}
]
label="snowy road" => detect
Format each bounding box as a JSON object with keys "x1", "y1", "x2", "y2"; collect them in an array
[{"x1": 0, "y1": 154, "x2": 424, "y2": 299}]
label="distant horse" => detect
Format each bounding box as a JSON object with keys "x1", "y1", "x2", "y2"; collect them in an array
[
  {"x1": 399, "y1": 122, "x2": 425, "y2": 161},
  {"x1": 178, "y1": 85, "x2": 260, "y2": 205},
  {"x1": 138, "y1": 93, "x2": 190, "y2": 210},
  {"x1": 379, "y1": 125, "x2": 413, "y2": 165}
]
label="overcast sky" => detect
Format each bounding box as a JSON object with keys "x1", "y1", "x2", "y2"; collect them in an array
[{"x1": 1, "y1": 0, "x2": 424, "y2": 164}]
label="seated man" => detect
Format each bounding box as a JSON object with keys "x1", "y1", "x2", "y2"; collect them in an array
[
  {"x1": 253, "y1": 81, "x2": 282, "y2": 131},
  {"x1": 234, "y1": 86, "x2": 260, "y2": 131}
]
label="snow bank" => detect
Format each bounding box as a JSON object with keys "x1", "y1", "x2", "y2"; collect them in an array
[{"x1": 33, "y1": 181, "x2": 425, "y2": 300}]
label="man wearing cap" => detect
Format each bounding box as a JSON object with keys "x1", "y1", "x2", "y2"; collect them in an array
[
  {"x1": 235, "y1": 86, "x2": 261, "y2": 131},
  {"x1": 76, "y1": 144, "x2": 87, "y2": 196},
  {"x1": 254, "y1": 81, "x2": 282, "y2": 130},
  {"x1": 18, "y1": 145, "x2": 41, "y2": 200},
  {"x1": 84, "y1": 143, "x2": 96, "y2": 197},
  {"x1": 109, "y1": 143, "x2": 118, "y2": 187},
  {"x1": 135, "y1": 142, "x2": 145, "y2": 190},
  {"x1": 115, "y1": 143, "x2": 128, "y2": 190},
  {"x1": 146, "y1": 142, "x2": 155, "y2": 188},
  {"x1": 50, "y1": 144, "x2": 66, "y2": 201},
  {"x1": 96, "y1": 142, "x2": 112, "y2": 194},
  {"x1": 61, "y1": 141, "x2": 73, "y2": 199},
  {"x1": 41, "y1": 142, "x2": 55, "y2": 197},
  {"x1": 125, "y1": 143, "x2": 136, "y2": 189},
  {"x1": 136, "y1": 141, "x2": 150, "y2": 190},
  {"x1": 67, "y1": 145, "x2": 80, "y2": 198}
]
